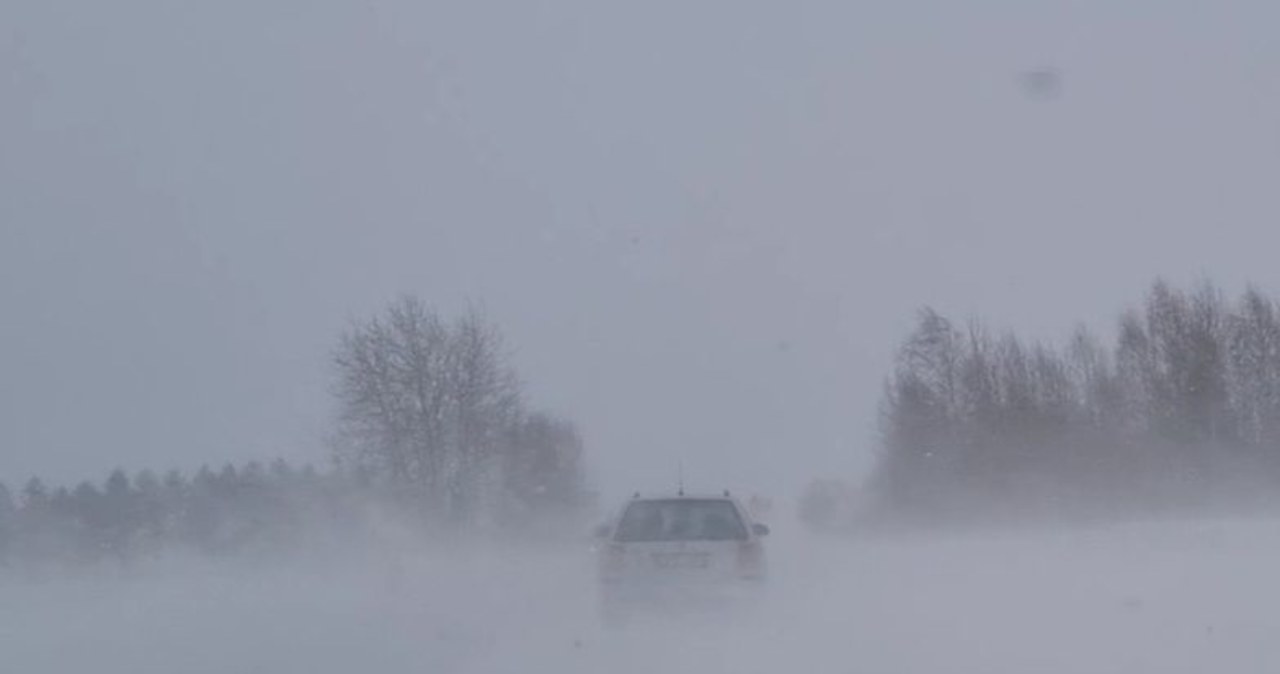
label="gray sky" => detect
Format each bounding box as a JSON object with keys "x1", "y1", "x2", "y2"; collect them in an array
[{"x1": 3, "y1": 0, "x2": 1279, "y2": 499}]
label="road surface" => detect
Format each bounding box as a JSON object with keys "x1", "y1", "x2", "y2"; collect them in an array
[{"x1": 4, "y1": 515, "x2": 1279, "y2": 673}]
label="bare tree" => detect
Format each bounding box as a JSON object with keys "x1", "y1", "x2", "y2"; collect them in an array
[
  {"x1": 333, "y1": 296, "x2": 449, "y2": 503},
  {"x1": 332, "y1": 296, "x2": 543, "y2": 525},
  {"x1": 876, "y1": 308, "x2": 964, "y2": 511},
  {"x1": 440, "y1": 307, "x2": 523, "y2": 524},
  {"x1": 502, "y1": 412, "x2": 585, "y2": 511},
  {"x1": 1227, "y1": 287, "x2": 1280, "y2": 462}
]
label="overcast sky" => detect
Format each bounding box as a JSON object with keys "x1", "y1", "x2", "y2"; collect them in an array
[{"x1": 3, "y1": 0, "x2": 1279, "y2": 499}]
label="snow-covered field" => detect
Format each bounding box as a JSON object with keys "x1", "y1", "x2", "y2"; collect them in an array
[{"x1": 5, "y1": 515, "x2": 1280, "y2": 674}]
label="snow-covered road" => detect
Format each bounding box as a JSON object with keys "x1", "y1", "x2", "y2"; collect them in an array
[{"x1": 5, "y1": 516, "x2": 1280, "y2": 673}]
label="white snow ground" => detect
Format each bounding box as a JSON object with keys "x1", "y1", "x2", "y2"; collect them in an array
[{"x1": 5, "y1": 516, "x2": 1280, "y2": 674}]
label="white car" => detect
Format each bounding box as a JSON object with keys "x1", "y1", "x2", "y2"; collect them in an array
[{"x1": 593, "y1": 491, "x2": 770, "y2": 624}]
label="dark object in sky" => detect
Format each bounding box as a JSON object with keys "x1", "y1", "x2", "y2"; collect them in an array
[{"x1": 1019, "y1": 67, "x2": 1062, "y2": 100}]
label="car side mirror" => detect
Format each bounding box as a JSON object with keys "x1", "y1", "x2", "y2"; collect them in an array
[
  {"x1": 751, "y1": 523, "x2": 770, "y2": 537},
  {"x1": 592, "y1": 523, "x2": 611, "y2": 539}
]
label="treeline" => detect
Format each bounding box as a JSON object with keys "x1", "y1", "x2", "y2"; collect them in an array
[
  {"x1": 0, "y1": 451, "x2": 592, "y2": 571},
  {"x1": 873, "y1": 280, "x2": 1280, "y2": 522},
  {"x1": 0, "y1": 296, "x2": 594, "y2": 569},
  {"x1": 0, "y1": 461, "x2": 371, "y2": 569}
]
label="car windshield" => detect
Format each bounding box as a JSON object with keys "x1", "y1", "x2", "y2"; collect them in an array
[{"x1": 614, "y1": 499, "x2": 748, "y2": 542}]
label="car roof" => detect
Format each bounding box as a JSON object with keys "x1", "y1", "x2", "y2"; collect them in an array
[{"x1": 627, "y1": 491, "x2": 740, "y2": 502}]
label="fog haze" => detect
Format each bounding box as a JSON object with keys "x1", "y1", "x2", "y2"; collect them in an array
[
  {"x1": 8, "y1": 3, "x2": 1280, "y2": 673},
  {"x1": 8, "y1": 518, "x2": 1280, "y2": 673},
  {"x1": 5, "y1": 0, "x2": 1280, "y2": 498}
]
